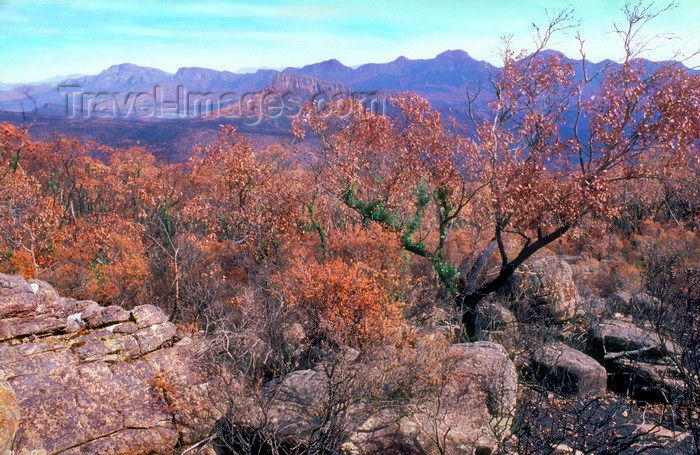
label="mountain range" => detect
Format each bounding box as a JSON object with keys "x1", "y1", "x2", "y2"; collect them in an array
[
  {"x1": 3, "y1": 49, "x2": 697, "y2": 118},
  {"x1": 0, "y1": 49, "x2": 621, "y2": 120}
]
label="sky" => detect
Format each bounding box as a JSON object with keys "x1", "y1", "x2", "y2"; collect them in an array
[{"x1": 0, "y1": 0, "x2": 698, "y2": 83}]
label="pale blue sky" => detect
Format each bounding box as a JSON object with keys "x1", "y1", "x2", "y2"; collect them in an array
[{"x1": 0, "y1": 0, "x2": 698, "y2": 83}]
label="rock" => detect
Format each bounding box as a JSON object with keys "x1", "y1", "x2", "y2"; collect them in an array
[
  {"x1": 26, "y1": 278, "x2": 60, "y2": 313},
  {"x1": 414, "y1": 324, "x2": 458, "y2": 347},
  {"x1": 340, "y1": 441, "x2": 361, "y2": 454},
  {"x1": 0, "y1": 275, "x2": 210, "y2": 454},
  {"x1": 133, "y1": 322, "x2": 177, "y2": 354},
  {"x1": 0, "y1": 341, "x2": 79, "y2": 379},
  {"x1": 417, "y1": 342, "x2": 517, "y2": 454},
  {"x1": 611, "y1": 290, "x2": 633, "y2": 310},
  {"x1": 11, "y1": 358, "x2": 180, "y2": 454},
  {"x1": 270, "y1": 72, "x2": 352, "y2": 99},
  {"x1": 65, "y1": 313, "x2": 86, "y2": 333},
  {"x1": 0, "y1": 273, "x2": 38, "y2": 318},
  {"x1": 589, "y1": 319, "x2": 684, "y2": 402},
  {"x1": 0, "y1": 380, "x2": 19, "y2": 455},
  {"x1": 110, "y1": 321, "x2": 139, "y2": 334},
  {"x1": 264, "y1": 346, "x2": 361, "y2": 440},
  {"x1": 0, "y1": 317, "x2": 67, "y2": 341},
  {"x1": 57, "y1": 428, "x2": 179, "y2": 455},
  {"x1": 610, "y1": 358, "x2": 686, "y2": 402},
  {"x1": 131, "y1": 304, "x2": 169, "y2": 328},
  {"x1": 56, "y1": 297, "x2": 97, "y2": 319},
  {"x1": 266, "y1": 365, "x2": 330, "y2": 438},
  {"x1": 506, "y1": 256, "x2": 579, "y2": 322},
  {"x1": 629, "y1": 292, "x2": 663, "y2": 316},
  {"x1": 478, "y1": 301, "x2": 518, "y2": 349},
  {"x1": 351, "y1": 342, "x2": 516, "y2": 455},
  {"x1": 530, "y1": 257, "x2": 579, "y2": 321},
  {"x1": 145, "y1": 337, "x2": 219, "y2": 445},
  {"x1": 530, "y1": 342, "x2": 607, "y2": 398},
  {"x1": 553, "y1": 444, "x2": 585, "y2": 455},
  {"x1": 575, "y1": 295, "x2": 607, "y2": 319},
  {"x1": 0, "y1": 274, "x2": 94, "y2": 322},
  {"x1": 73, "y1": 335, "x2": 141, "y2": 362},
  {"x1": 15, "y1": 377, "x2": 84, "y2": 453},
  {"x1": 478, "y1": 301, "x2": 516, "y2": 331},
  {"x1": 82, "y1": 305, "x2": 131, "y2": 329},
  {"x1": 589, "y1": 319, "x2": 673, "y2": 357},
  {"x1": 282, "y1": 322, "x2": 306, "y2": 348}
]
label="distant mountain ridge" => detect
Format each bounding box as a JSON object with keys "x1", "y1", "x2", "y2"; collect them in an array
[
  {"x1": 0, "y1": 50, "x2": 514, "y2": 117},
  {"x1": 0, "y1": 49, "x2": 697, "y2": 120}
]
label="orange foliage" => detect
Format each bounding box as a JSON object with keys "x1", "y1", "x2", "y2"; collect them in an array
[
  {"x1": 48, "y1": 215, "x2": 151, "y2": 306},
  {"x1": 276, "y1": 254, "x2": 404, "y2": 348},
  {"x1": 187, "y1": 126, "x2": 300, "y2": 260},
  {"x1": 325, "y1": 224, "x2": 409, "y2": 299},
  {"x1": 0, "y1": 165, "x2": 62, "y2": 277}
]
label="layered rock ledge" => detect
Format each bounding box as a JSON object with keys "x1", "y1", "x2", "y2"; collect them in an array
[{"x1": 0, "y1": 273, "x2": 207, "y2": 455}]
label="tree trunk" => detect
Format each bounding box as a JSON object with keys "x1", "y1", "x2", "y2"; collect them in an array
[{"x1": 458, "y1": 224, "x2": 571, "y2": 341}]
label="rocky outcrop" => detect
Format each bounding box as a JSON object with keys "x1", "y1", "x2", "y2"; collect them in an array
[
  {"x1": 0, "y1": 273, "x2": 211, "y2": 455},
  {"x1": 530, "y1": 342, "x2": 607, "y2": 398},
  {"x1": 267, "y1": 72, "x2": 352, "y2": 97},
  {"x1": 589, "y1": 319, "x2": 684, "y2": 402},
  {"x1": 0, "y1": 272, "x2": 526, "y2": 454}
]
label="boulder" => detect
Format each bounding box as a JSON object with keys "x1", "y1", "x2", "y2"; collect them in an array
[
  {"x1": 611, "y1": 290, "x2": 633, "y2": 310},
  {"x1": 530, "y1": 342, "x2": 607, "y2": 398},
  {"x1": 478, "y1": 301, "x2": 518, "y2": 349},
  {"x1": 26, "y1": 278, "x2": 60, "y2": 312},
  {"x1": 131, "y1": 304, "x2": 170, "y2": 328},
  {"x1": 266, "y1": 364, "x2": 332, "y2": 438},
  {"x1": 629, "y1": 292, "x2": 663, "y2": 317},
  {"x1": 262, "y1": 348, "x2": 360, "y2": 441},
  {"x1": 413, "y1": 324, "x2": 458, "y2": 347},
  {"x1": 610, "y1": 358, "x2": 686, "y2": 402},
  {"x1": 0, "y1": 274, "x2": 210, "y2": 454},
  {"x1": 588, "y1": 319, "x2": 676, "y2": 357},
  {"x1": 132, "y1": 322, "x2": 177, "y2": 354},
  {"x1": 478, "y1": 301, "x2": 516, "y2": 331},
  {"x1": 82, "y1": 304, "x2": 131, "y2": 329},
  {"x1": 506, "y1": 256, "x2": 579, "y2": 322}
]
